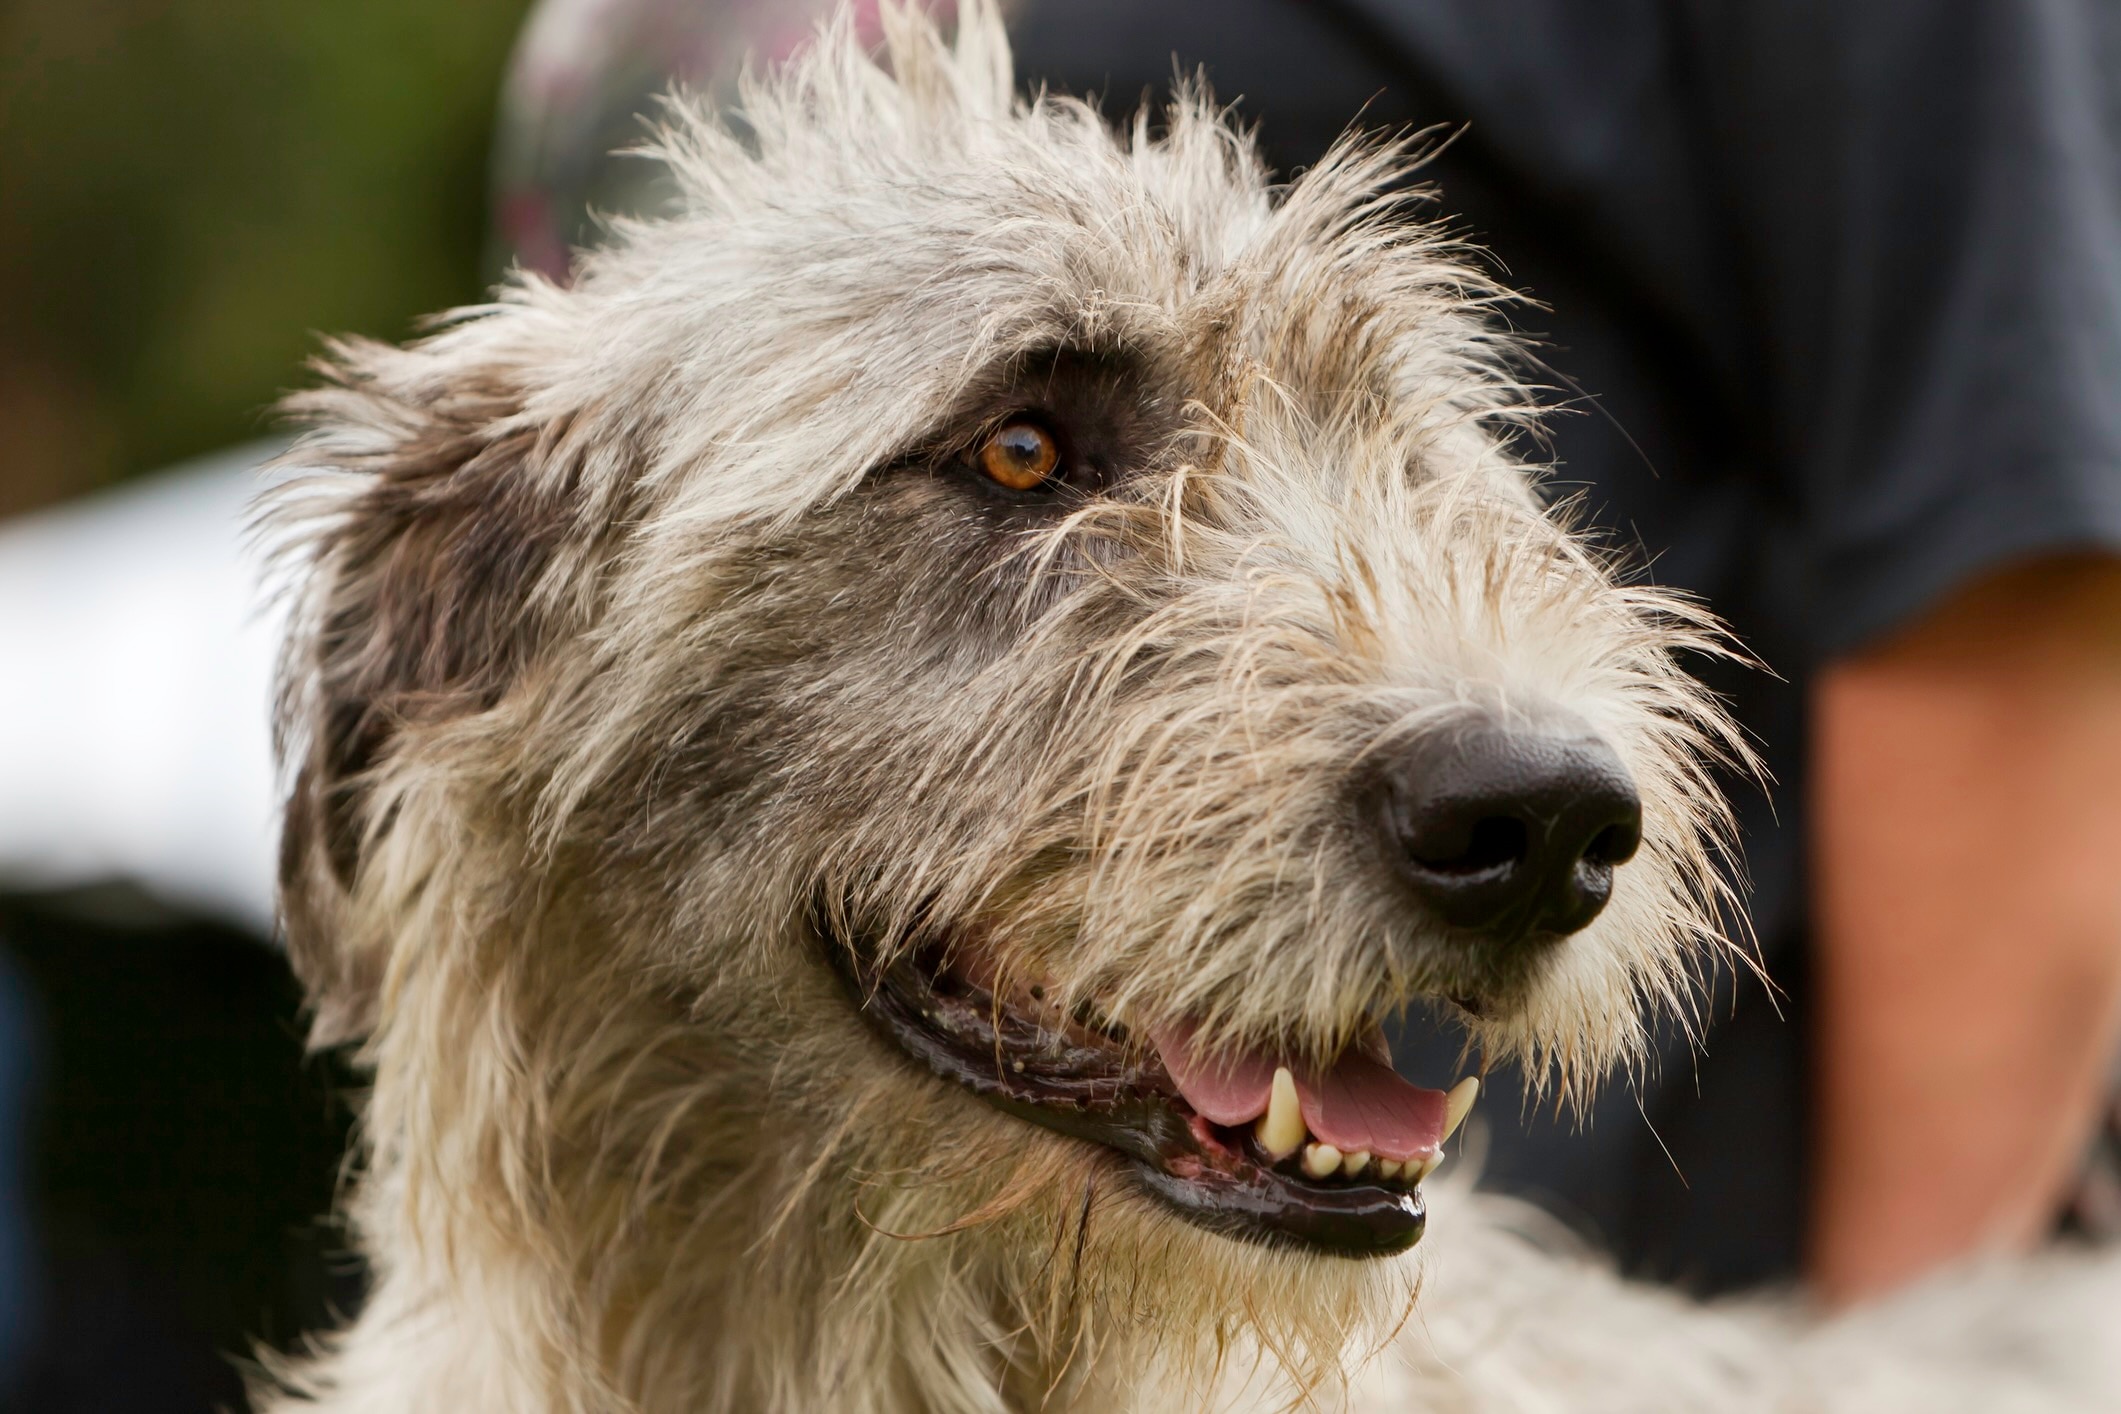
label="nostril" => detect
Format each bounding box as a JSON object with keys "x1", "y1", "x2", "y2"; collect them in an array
[
  {"x1": 1582, "y1": 818, "x2": 1641, "y2": 868},
  {"x1": 1409, "y1": 814, "x2": 1528, "y2": 874}
]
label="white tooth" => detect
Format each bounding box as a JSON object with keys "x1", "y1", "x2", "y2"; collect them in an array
[
  {"x1": 1413, "y1": 1153, "x2": 1442, "y2": 1184},
  {"x1": 1341, "y1": 1149, "x2": 1371, "y2": 1177},
  {"x1": 1376, "y1": 1158, "x2": 1402, "y2": 1180},
  {"x1": 1301, "y1": 1142, "x2": 1343, "y2": 1179},
  {"x1": 1254, "y1": 1066, "x2": 1306, "y2": 1161},
  {"x1": 1442, "y1": 1076, "x2": 1480, "y2": 1144}
]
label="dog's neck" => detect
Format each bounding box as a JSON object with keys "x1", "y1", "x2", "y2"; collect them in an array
[{"x1": 323, "y1": 956, "x2": 1159, "y2": 1414}]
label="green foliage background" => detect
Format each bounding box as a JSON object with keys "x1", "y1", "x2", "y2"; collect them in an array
[{"x1": 0, "y1": 0, "x2": 534, "y2": 516}]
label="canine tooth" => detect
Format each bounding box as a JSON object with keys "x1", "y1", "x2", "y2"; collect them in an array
[
  {"x1": 1340, "y1": 1149, "x2": 1371, "y2": 1178},
  {"x1": 1376, "y1": 1159, "x2": 1402, "y2": 1180},
  {"x1": 1301, "y1": 1142, "x2": 1343, "y2": 1179},
  {"x1": 1442, "y1": 1076, "x2": 1480, "y2": 1144},
  {"x1": 1254, "y1": 1066, "x2": 1306, "y2": 1161},
  {"x1": 1413, "y1": 1153, "x2": 1442, "y2": 1184}
]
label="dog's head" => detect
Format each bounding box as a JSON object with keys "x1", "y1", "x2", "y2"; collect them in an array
[{"x1": 271, "y1": 2, "x2": 1740, "y2": 1397}]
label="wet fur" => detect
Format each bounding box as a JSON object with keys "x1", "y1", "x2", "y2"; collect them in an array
[{"x1": 257, "y1": 7, "x2": 2121, "y2": 1411}]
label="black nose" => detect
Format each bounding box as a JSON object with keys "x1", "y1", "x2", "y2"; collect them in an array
[{"x1": 1376, "y1": 724, "x2": 1642, "y2": 941}]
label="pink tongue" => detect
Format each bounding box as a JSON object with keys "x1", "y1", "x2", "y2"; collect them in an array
[
  {"x1": 1151, "y1": 1024, "x2": 1448, "y2": 1162},
  {"x1": 1149, "y1": 1027, "x2": 1278, "y2": 1126}
]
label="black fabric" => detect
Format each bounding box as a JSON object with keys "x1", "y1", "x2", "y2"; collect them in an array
[{"x1": 1010, "y1": 0, "x2": 2121, "y2": 1291}]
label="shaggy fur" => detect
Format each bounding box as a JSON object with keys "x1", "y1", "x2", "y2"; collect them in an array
[{"x1": 258, "y1": 6, "x2": 2121, "y2": 1411}]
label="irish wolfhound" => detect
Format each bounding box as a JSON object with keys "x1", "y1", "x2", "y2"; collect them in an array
[{"x1": 258, "y1": 6, "x2": 2121, "y2": 1411}]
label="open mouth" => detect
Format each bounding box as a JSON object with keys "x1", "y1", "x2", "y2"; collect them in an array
[{"x1": 832, "y1": 932, "x2": 1477, "y2": 1258}]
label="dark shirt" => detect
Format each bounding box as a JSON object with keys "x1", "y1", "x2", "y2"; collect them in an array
[{"x1": 1012, "y1": 0, "x2": 2121, "y2": 1290}]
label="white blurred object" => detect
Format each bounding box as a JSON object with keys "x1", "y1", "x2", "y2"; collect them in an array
[{"x1": 0, "y1": 443, "x2": 287, "y2": 935}]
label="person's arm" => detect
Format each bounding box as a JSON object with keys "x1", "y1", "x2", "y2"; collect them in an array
[{"x1": 1809, "y1": 553, "x2": 2121, "y2": 1305}]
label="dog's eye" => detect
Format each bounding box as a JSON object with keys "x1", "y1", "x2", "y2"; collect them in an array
[{"x1": 977, "y1": 420, "x2": 1061, "y2": 491}]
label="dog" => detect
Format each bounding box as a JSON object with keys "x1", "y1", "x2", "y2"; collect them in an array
[{"x1": 257, "y1": 6, "x2": 2121, "y2": 1410}]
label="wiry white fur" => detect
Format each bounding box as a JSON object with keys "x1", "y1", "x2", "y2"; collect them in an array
[
  {"x1": 255, "y1": 5, "x2": 2121, "y2": 1411},
  {"x1": 1363, "y1": 1175, "x2": 2121, "y2": 1414}
]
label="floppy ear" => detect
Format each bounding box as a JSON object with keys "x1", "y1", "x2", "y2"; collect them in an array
[{"x1": 270, "y1": 336, "x2": 579, "y2": 1047}]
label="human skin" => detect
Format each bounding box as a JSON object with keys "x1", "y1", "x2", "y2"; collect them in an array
[{"x1": 1810, "y1": 553, "x2": 2121, "y2": 1304}]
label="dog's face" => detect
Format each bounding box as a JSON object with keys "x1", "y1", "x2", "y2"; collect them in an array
[{"x1": 273, "y1": 6, "x2": 1737, "y2": 1393}]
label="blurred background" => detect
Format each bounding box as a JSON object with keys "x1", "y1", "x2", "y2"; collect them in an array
[
  {"x1": 0, "y1": 0, "x2": 525, "y2": 521},
  {"x1": 1, "y1": 2, "x2": 531, "y2": 1407}
]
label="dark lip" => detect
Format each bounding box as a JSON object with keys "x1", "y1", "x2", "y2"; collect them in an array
[{"x1": 826, "y1": 931, "x2": 1425, "y2": 1259}]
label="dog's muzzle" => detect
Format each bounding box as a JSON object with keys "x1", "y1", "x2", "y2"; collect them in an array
[{"x1": 825, "y1": 925, "x2": 1483, "y2": 1258}]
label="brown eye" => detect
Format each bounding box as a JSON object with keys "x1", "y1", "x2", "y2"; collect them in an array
[{"x1": 977, "y1": 420, "x2": 1061, "y2": 491}]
